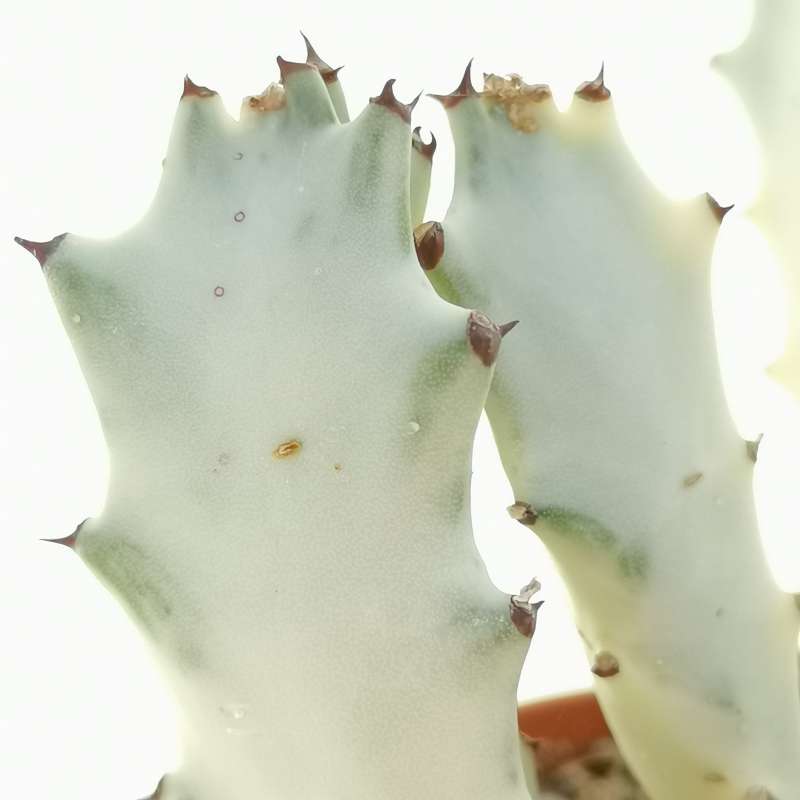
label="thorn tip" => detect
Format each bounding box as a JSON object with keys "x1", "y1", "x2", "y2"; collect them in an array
[
  {"x1": 299, "y1": 32, "x2": 342, "y2": 84},
  {"x1": 277, "y1": 55, "x2": 315, "y2": 83},
  {"x1": 499, "y1": 320, "x2": 519, "y2": 338},
  {"x1": 412, "y1": 127, "x2": 437, "y2": 160},
  {"x1": 41, "y1": 518, "x2": 88, "y2": 550},
  {"x1": 182, "y1": 75, "x2": 217, "y2": 99},
  {"x1": 575, "y1": 63, "x2": 610, "y2": 102},
  {"x1": 705, "y1": 192, "x2": 734, "y2": 223},
  {"x1": 429, "y1": 59, "x2": 478, "y2": 108},
  {"x1": 14, "y1": 233, "x2": 67, "y2": 268},
  {"x1": 370, "y1": 79, "x2": 416, "y2": 123}
]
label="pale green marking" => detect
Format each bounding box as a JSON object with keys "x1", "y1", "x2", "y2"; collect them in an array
[
  {"x1": 427, "y1": 262, "x2": 483, "y2": 310},
  {"x1": 401, "y1": 340, "x2": 473, "y2": 522},
  {"x1": 81, "y1": 533, "x2": 205, "y2": 669},
  {"x1": 537, "y1": 505, "x2": 649, "y2": 579}
]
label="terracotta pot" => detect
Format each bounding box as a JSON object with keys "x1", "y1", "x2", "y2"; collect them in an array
[
  {"x1": 518, "y1": 691, "x2": 609, "y2": 749},
  {"x1": 517, "y1": 691, "x2": 611, "y2": 774}
]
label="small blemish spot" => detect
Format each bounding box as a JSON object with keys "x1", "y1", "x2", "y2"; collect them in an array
[
  {"x1": 407, "y1": 421, "x2": 420, "y2": 434},
  {"x1": 334, "y1": 463, "x2": 342, "y2": 471},
  {"x1": 704, "y1": 772, "x2": 727, "y2": 783},
  {"x1": 233, "y1": 152, "x2": 244, "y2": 160},
  {"x1": 72, "y1": 313, "x2": 81, "y2": 323},
  {"x1": 234, "y1": 211, "x2": 246, "y2": 222},
  {"x1": 591, "y1": 651, "x2": 620, "y2": 678},
  {"x1": 683, "y1": 472, "x2": 703, "y2": 488},
  {"x1": 214, "y1": 286, "x2": 225, "y2": 297},
  {"x1": 273, "y1": 439, "x2": 302, "y2": 459}
]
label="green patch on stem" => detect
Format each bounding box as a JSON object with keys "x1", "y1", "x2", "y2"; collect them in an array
[
  {"x1": 426, "y1": 260, "x2": 483, "y2": 310},
  {"x1": 81, "y1": 533, "x2": 205, "y2": 669},
  {"x1": 536, "y1": 505, "x2": 649, "y2": 580},
  {"x1": 404, "y1": 339, "x2": 469, "y2": 446}
]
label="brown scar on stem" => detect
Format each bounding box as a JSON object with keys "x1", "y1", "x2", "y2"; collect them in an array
[
  {"x1": 507, "y1": 501, "x2": 538, "y2": 526},
  {"x1": 14, "y1": 233, "x2": 68, "y2": 268},
  {"x1": 41, "y1": 517, "x2": 89, "y2": 550},
  {"x1": 482, "y1": 72, "x2": 552, "y2": 133},
  {"x1": 273, "y1": 440, "x2": 302, "y2": 458},
  {"x1": 246, "y1": 83, "x2": 287, "y2": 112},
  {"x1": 706, "y1": 193, "x2": 734, "y2": 224},
  {"x1": 575, "y1": 64, "x2": 611, "y2": 102},
  {"x1": 300, "y1": 32, "x2": 343, "y2": 85},
  {"x1": 333, "y1": 463, "x2": 343, "y2": 471},
  {"x1": 683, "y1": 471, "x2": 703, "y2": 487},
  {"x1": 428, "y1": 59, "x2": 478, "y2": 109},
  {"x1": 467, "y1": 311, "x2": 502, "y2": 366},
  {"x1": 412, "y1": 126, "x2": 437, "y2": 161},
  {"x1": 591, "y1": 651, "x2": 620, "y2": 678},
  {"x1": 414, "y1": 221, "x2": 444, "y2": 270},
  {"x1": 369, "y1": 79, "x2": 419, "y2": 124},
  {"x1": 182, "y1": 75, "x2": 217, "y2": 99}
]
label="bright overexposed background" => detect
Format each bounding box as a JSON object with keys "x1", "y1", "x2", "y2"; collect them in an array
[{"x1": 2, "y1": 0, "x2": 799, "y2": 797}]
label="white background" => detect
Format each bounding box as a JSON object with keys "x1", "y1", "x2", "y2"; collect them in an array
[{"x1": 2, "y1": 0, "x2": 799, "y2": 797}]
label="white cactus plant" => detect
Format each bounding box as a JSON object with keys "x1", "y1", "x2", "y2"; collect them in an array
[
  {"x1": 15, "y1": 51, "x2": 540, "y2": 800},
  {"x1": 12, "y1": 5, "x2": 800, "y2": 799},
  {"x1": 418, "y1": 57, "x2": 800, "y2": 800}
]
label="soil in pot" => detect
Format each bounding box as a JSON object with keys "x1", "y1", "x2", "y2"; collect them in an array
[{"x1": 518, "y1": 692, "x2": 647, "y2": 799}]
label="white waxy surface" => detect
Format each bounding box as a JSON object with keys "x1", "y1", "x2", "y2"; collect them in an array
[
  {"x1": 41, "y1": 67, "x2": 535, "y2": 800},
  {"x1": 428, "y1": 72, "x2": 800, "y2": 800}
]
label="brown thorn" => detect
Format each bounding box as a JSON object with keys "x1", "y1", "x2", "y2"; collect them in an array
[
  {"x1": 428, "y1": 58, "x2": 478, "y2": 108},
  {"x1": 706, "y1": 192, "x2": 734, "y2": 223},
  {"x1": 467, "y1": 310, "x2": 502, "y2": 367},
  {"x1": 277, "y1": 55, "x2": 315, "y2": 83},
  {"x1": 182, "y1": 75, "x2": 217, "y2": 99},
  {"x1": 413, "y1": 221, "x2": 444, "y2": 270},
  {"x1": 369, "y1": 79, "x2": 418, "y2": 124},
  {"x1": 41, "y1": 517, "x2": 88, "y2": 550},
  {"x1": 591, "y1": 650, "x2": 620, "y2": 678},
  {"x1": 412, "y1": 127, "x2": 437, "y2": 160},
  {"x1": 14, "y1": 233, "x2": 68, "y2": 268},
  {"x1": 746, "y1": 433, "x2": 763, "y2": 463},
  {"x1": 509, "y1": 597, "x2": 544, "y2": 638},
  {"x1": 300, "y1": 31, "x2": 330, "y2": 70},
  {"x1": 322, "y1": 65, "x2": 344, "y2": 85},
  {"x1": 508, "y1": 501, "x2": 538, "y2": 526},
  {"x1": 499, "y1": 320, "x2": 519, "y2": 338},
  {"x1": 575, "y1": 62, "x2": 610, "y2": 102},
  {"x1": 299, "y1": 32, "x2": 342, "y2": 84}
]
